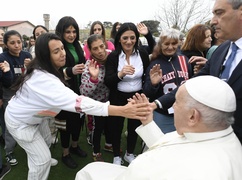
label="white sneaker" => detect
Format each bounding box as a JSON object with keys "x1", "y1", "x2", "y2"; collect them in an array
[
  {"x1": 124, "y1": 131, "x2": 128, "y2": 137},
  {"x1": 51, "y1": 158, "x2": 58, "y2": 166},
  {"x1": 124, "y1": 152, "x2": 135, "y2": 164},
  {"x1": 52, "y1": 137, "x2": 58, "y2": 144},
  {"x1": 113, "y1": 156, "x2": 123, "y2": 165}
]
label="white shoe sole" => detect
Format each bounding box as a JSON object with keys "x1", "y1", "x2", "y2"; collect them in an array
[
  {"x1": 124, "y1": 154, "x2": 135, "y2": 164},
  {"x1": 51, "y1": 158, "x2": 58, "y2": 166}
]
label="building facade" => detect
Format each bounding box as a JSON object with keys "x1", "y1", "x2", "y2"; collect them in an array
[{"x1": 0, "y1": 21, "x2": 35, "y2": 37}]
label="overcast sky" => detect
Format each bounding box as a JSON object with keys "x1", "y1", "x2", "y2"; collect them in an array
[{"x1": 1, "y1": 0, "x2": 214, "y2": 30}]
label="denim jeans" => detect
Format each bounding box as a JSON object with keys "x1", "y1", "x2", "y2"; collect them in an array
[{"x1": 153, "y1": 111, "x2": 175, "y2": 134}]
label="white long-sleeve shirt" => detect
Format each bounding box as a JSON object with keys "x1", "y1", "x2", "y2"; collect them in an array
[
  {"x1": 76, "y1": 121, "x2": 242, "y2": 180},
  {"x1": 5, "y1": 69, "x2": 109, "y2": 129}
]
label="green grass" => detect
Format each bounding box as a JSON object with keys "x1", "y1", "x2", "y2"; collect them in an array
[{"x1": 1, "y1": 120, "x2": 143, "y2": 180}]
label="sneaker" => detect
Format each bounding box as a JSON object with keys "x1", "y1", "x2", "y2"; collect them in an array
[
  {"x1": 104, "y1": 145, "x2": 123, "y2": 154},
  {"x1": 69, "y1": 145, "x2": 87, "y2": 157},
  {"x1": 52, "y1": 136, "x2": 58, "y2": 144},
  {"x1": 86, "y1": 132, "x2": 93, "y2": 146},
  {"x1": 124, "y1": 151, "x2": 136, "y2": 164},
  {"x1": 124, "y1": 130, "x2": 128, "y2": 137},
  {"x1": 62, "y1": 154, "x2": 77, "y2": 169},
  {"x1": 51, "y1": 158, "x2": 58, "y2": 166},
  {"x1": 93, "y1": 153, "x2": 104, "y2": 162},
  {"x1": 0, "y1": 164, "x2": 11, "y2": 180},
  {"x1": 103, "y1": 145, "x2": 113, "y2": 152},
  {"x1": 113, "y1": 156, "x2": 123, "y2": 165},
  {"x1": 6, "y1": 153, "x2": 18, "y2": 166}
]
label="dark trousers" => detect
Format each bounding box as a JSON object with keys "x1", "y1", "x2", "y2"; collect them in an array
[
  {"x1": 92, "y1": 116, "x2": 112, "y2": 153},
  {"x1": 109, "y1": 90, "x2": 142, "y2": 157},
  {"x1": 60, "y1": 130, "x2": 80, "y2": 148},
  {"x1": 60, "y1": 113, "x2": 85, "y2": 148}
]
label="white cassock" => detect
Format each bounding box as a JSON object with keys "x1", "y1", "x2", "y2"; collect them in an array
[{"x1": 76, "y1": 121, "x2": 242, "y2": 180}]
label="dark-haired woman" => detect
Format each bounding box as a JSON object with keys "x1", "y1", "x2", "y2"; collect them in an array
[
  {"x1": 30, "y1": 25, "x2": 49, "y2": 59},
  {"x1": 80, "y1": 34, "x2": 111, "y2": 162},
  {"x1": 84, "y1": 21, "x2": 115, "y2": 148},
  {"x1": 104, "y1": 22, "x2": 150, "y2": 165},
  {"x1": 83, "y1": 21, "x2": 115, "y2": 60},
  {"x1": 55, "y1": 16, "x2": 87, "y2": 169},
  {"x1": 109, "y1": 22, "x2": 122, "y2": 44},
  {"x1": 4, "y1": 32, "x2": 150, "y2": 180},
  {"x1": 0, "y1": 30, "x2": 32, "y2": 166}
]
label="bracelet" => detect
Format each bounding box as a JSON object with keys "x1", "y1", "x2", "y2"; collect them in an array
[{"x1": 154, "y1": 100, "x2": 160, "y2": 109}]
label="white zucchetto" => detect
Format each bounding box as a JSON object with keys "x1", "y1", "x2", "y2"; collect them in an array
[{"x1": 185, "y1": 76, "x2": 236, "y2": 112}]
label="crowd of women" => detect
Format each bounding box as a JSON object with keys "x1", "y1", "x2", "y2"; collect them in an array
[{"x1": 0, "y1": 16, "x2": 218, "y2": 179}]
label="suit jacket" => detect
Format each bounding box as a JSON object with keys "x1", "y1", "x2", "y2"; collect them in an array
[{"x1": 196, "y1": 40, "x2": 242, "y2": 143}]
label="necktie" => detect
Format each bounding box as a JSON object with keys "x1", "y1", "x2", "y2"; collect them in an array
[{"x1": 220, "y1": 43, "x2": 238, "y2": 81}]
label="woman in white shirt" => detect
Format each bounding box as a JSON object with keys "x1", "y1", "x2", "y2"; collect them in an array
[
  {"x1": 104, "y1": 22, "x2": 150, "y2": 165},
  {"x1": 4, "y1": 33, "x2": 150, "y2": 180}
]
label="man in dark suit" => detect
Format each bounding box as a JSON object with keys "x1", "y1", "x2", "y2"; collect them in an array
[
  {"x1": 196, "y1": 0, "x2": 242, "y2": 143},
  {"x1": 150, "y1": 0, "x2": 242, "y2": 144}
]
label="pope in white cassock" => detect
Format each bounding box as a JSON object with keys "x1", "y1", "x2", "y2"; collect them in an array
[{"x1": 75, "y1": 75, "x2": 242, "y2": 180}]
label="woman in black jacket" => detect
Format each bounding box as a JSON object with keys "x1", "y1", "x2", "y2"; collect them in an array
[
  {"x1": 55, "y1": 16, "x2": 87, "y2": 169},
  {"x1": 104, "y1": 22, "x2": 150, "y2": 165}
]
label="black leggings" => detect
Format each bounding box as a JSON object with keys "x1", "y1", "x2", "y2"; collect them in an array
[
  {"x1": 109, "y1": 116, "x2": 141, "y2": 157},
  {"x1": 92, "y1": 116, "x2": 112, "y2": 153},
  {"x1": 109, "y1": 90, "x2": 142, "y2": 157},
  {"x1": 59, "y1": 113, "x2": 85, "y2": 148}
]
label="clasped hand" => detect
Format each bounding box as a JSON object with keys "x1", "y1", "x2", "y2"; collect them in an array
[
  {"x1": 24, "y1": 58, "x2": 31, "y2": 67},
  {"x1": 119, "y1": 65, "x2": 135, "y2": 78},
  {"x1": 0, "y1": 61, "x2": 10, "y2": 72},
  {"x1": 127, "y1": 93, "x2": 153, "y2": 125},
  {"x1": 188, "y1": 56, "x2": 207, "y2": 74},
  {"x1": 72, "y1": 63, "x2": 85, "y2": 75}
]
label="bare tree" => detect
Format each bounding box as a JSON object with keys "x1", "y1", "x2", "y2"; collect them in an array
[
  {"x1": 85, "y1": 21, "x2": 92, "y2": 30},
  {"x1": 141, "y1": 20, "x2": 160, "y2": 36},
  {"x1": 103, "y1": 21, "x2": 113, "y2": 29},
  {"x1": 156, "y1": 0, "x2": 212, "y2": 32}
]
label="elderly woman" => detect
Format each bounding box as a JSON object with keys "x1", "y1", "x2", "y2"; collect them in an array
[{"x1": 143, "y1": 28, "x2": 192, "y2": 134}]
